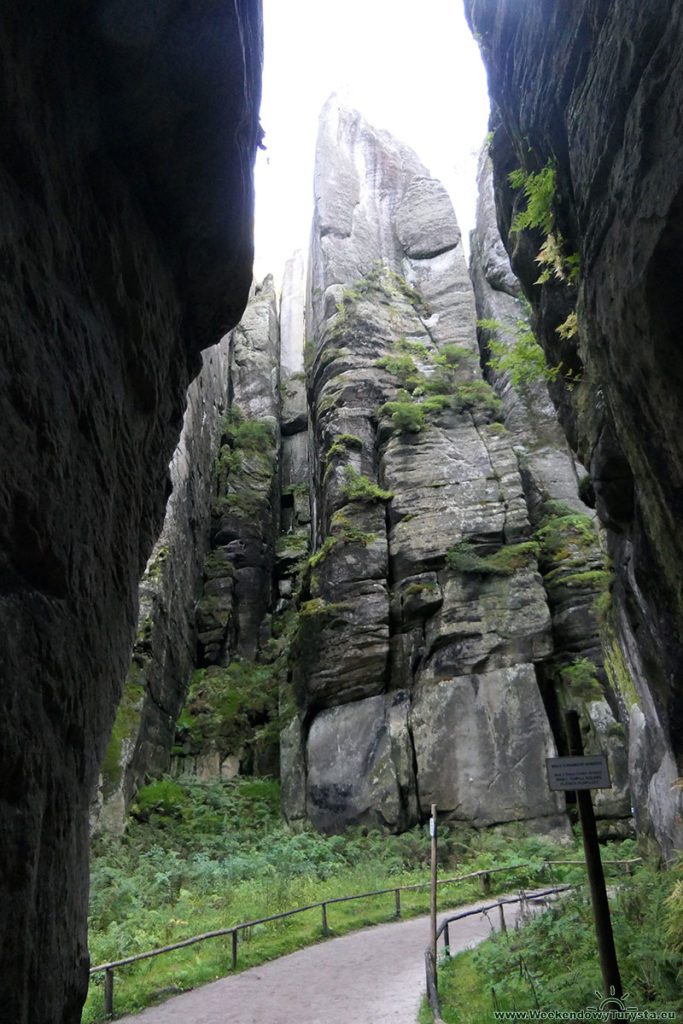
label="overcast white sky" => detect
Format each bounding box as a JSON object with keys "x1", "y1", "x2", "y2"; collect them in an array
[{"x1": 253, "y1": 1, "x2": 491, "y2": 284}]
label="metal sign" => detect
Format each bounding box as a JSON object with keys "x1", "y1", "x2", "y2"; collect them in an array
[{"x1": 547, "y1": 755, "x2": 612, "y2": 791}]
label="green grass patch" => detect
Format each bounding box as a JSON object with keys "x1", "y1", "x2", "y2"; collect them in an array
[
  {"x1": 85, "y1": 781, "x2": 588, "y2": 1022},
  {"x1": 422, "y1": 858, "x2": 683, "y2": 1023}
]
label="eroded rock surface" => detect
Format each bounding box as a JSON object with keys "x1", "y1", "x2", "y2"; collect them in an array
[
  {"x1": 465, "y1": 0, "x2": 683, "y2": 857},
  {"x1": 0, "y1": 2, "x2": 262, "y2": 1019},
  {"x1": 279, "y1": 98, "x2": 631, "y2": 838}
]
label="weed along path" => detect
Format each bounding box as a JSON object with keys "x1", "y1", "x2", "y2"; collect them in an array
[{"x1": 113, "y1": 897, "x2": 531, "y2": 1024}]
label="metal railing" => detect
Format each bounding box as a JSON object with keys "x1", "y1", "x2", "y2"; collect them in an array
[
  {"x1": 89, "y1": 863, "x2": 529, "y2": 1016},
  {"x1": 423, "y1": 857, "x2": 642, "y2": 1023},
  {"x1": 424, "y1": 886, "x2": 571, "y2": 1023}
]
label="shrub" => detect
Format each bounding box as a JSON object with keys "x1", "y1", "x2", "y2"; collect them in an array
[
  {"x1": 558, "y1": 657, "x2": 603, "y2": 701},
  {"x1": 454, "y1": 379, "x2": 503, "y2": 417},
  {"x1": 379, "y1": 398, "x2": 426, "y2": 433},
  {"x1": 482, "y1": 317, "x2": 560, "y2": 389},
  {"x1": 446, "y1": 540, "x2": 538, "y2": 576},
  {"x1": 340, "y1": 465, "x2": 393, "y2": 502}
]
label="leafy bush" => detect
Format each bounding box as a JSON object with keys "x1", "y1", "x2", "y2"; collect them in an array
[
  {"x1": 340, "y1": 465, "x2": 393, "y2": 502},
  {"x1": 431, "y1": 861, "x2": 683, "y2": 1023},
  {"x1": 558, "y1": 657, "x2": 603, "y2": 702},
  {"x1": 481, "y1": 316, "x2": 561, "y2": 389},
  {"x1": 454, "y1": 379, "x2": 502, "y2": 417},
  {"x1": 374, "y1": 352, "x2": 421, "y2": 388},
  {"x1": 446, "y1": 540, "x2": 538, "y2": 576},
  {"x1": 379, "y1": 398, "x2": 426, "y2": 433}
]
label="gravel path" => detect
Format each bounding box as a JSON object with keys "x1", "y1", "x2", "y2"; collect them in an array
[{"x1": 113, "y1": 896, "x2": 534, "y2": 1024}]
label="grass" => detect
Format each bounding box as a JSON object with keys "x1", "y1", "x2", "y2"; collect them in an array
[
  {"x1": 84, "y1": 778, "x2": 586, "y2": 1021},
  {"x1": 420, "y1": 854, "x2": 683, "y2": 1024}
]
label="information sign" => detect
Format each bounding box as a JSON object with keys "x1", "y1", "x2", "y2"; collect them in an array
[{"x1": 546, "y1": 755, "x2": 611, "y2": 791}]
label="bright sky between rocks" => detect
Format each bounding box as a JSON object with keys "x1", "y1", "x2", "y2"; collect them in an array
[{"x1": 253, "y1": 0, "x2": 491, "y2": 284}]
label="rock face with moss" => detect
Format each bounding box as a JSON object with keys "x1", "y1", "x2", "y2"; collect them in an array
[
  {"x1": 94, "y1": 338, "x2": 233, "y2": 834},
  {"x1": 471, "y1": 153, "x2": 631, "y2": 832},
  {"x1": 465, "y1": 0, "x2": 683, "y2": 859},
  {"x1": 281, "y1": 98, "x2": 612, "y2": 836}
]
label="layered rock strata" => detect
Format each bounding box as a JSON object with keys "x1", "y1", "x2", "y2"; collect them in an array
[
  {"x1": 471, "y1": 153, "x2": 631, "y2": 831},
  {"x1": 114, "y1": 101, "x2": 632, "y2": 852},
  {"x1": 465, "y1": 0, "x2": 683, "y2": 859},
  {"x1": 0, "y1": 2, "x2": 262, "y2": 1020},
  {"x1": 94, "y1": 337, "x2": 232, "y2": 834},
  {"x1": 281, "y1": 98, "x2": 629, "y2": 836}
]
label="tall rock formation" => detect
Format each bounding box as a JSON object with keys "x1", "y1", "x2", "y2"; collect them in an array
[
  {"x1": 0, "y1": 3, "x2": 262, "y2": 1021},
  {"x1": 279, "y1": 97, "x2": 629, "y2": 837},
  {"x1": 110, "y1": 101, "x2": 632, "y2": 856},
  {"x1": 471, "y1": 152, "x2": 630, "y2": 831},
  {"x1": 465, "y1": 0, "x2": 683, "y2": 860},
  {"x1": 93, "y1": 336, "x2": 232, "y2": 833}
]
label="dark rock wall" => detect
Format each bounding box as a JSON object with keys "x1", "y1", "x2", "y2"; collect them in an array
[
  {"x1": 93, "y1": 338, "x2": 233, "y2": 834},
  {"x1": 465, "y1": 0, "x2": 683, "y2": 859},
  {"x1": 0, "y1": 2, "x2": 262, "y2": 1020},
  {"x1": 470, "y1": 152, "x2": 631, "y2": 831}
]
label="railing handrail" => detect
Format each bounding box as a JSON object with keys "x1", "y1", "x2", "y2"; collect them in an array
[
  {"x1": 435, "y1": 884, "x2": 573, "y2": 942},
  {"x1": 89, "y1": 863, "x2": 532, "y2": 974},
  {"x1": 425, "y1": 884, "x2": 578, "y2": 1023},
  {"x1": 89, "y1": 856, "x2": 640, "y2": 973},
  {"x1": 89, "y1": 853, "x2": 642, "y2": 1016}
]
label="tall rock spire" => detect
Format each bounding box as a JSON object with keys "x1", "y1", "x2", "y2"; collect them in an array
[{"x1": 283, "y1": 99, "x2": 589, "y2": 835}]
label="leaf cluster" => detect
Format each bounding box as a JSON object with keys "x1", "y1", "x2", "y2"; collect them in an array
[
  {"x1": 340, "y1": 465, "x2": 393, "y2": 503},
  {"x1": 446, "y1": 539, "x2": 539, "y2": 576}
]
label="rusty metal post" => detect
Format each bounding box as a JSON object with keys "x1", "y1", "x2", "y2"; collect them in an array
[
  {"x1": 104, "y1": 968, "x2": 114, "y2": 1016},
  {"x1": 395, "y1": 888, "x2": 401, "y2": 918},
  {"x1": 498, "y1": 901, "x2": 507, "y2": 933},
  {"x1": 321, "y1": 902, "x2": 328, "y2": 936},
  {"x1": 231, "y1": 930, "x2": 238, "y2": 970}
]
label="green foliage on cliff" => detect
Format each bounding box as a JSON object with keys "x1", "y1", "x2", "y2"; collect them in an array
[
  {"x1": 454, "y1": 378, "x2": 503, "y2": 416},
  {"x1": 101, "y1": 670, "x2": 145, "y2": 797},
  {"x1": 509, "y1": 161, "x2": 556, "y2": 236},
  {"x1": 480, "y1": 315, "x2": 561, "y2": 388},
  {"x1": 379, "y1": 397, "x2": 426, "y2": 432},
  {"x1": 340, "y1": 465, "x2": 393, "y2": 502},
  {"x1": 325, "y1": 433, "x2": 364, "y2": 461},
  {"x1": 174, "y1": 660, "x2": 282, "y2": 761},
  {"x1": 558, "y1": 657, "x2": 603, "y2": 701},
  {"x1": 376, "y1": 329, "x2": 500, "y2": 430},
  {"x1": 508, "y1": 160, "x2": 581, "y2": 285},
  {"x1": 222, "y1": 407, "x2": 275, "y2": 451},
  {"x1": 446, "y1": 539, "x2": 539, "y2": 576},
  {"x1": 534, "y1": 503, "x2": 598, "y2": 561}
]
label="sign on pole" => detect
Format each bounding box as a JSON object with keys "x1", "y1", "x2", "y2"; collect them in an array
[{"x1": 547, "y1": 755, "x2": 611, "y2": 792}]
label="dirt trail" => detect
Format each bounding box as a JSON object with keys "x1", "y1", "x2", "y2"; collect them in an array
[{"x1": 113, "y1": 897, "x2": 530, "y2": 1024}]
